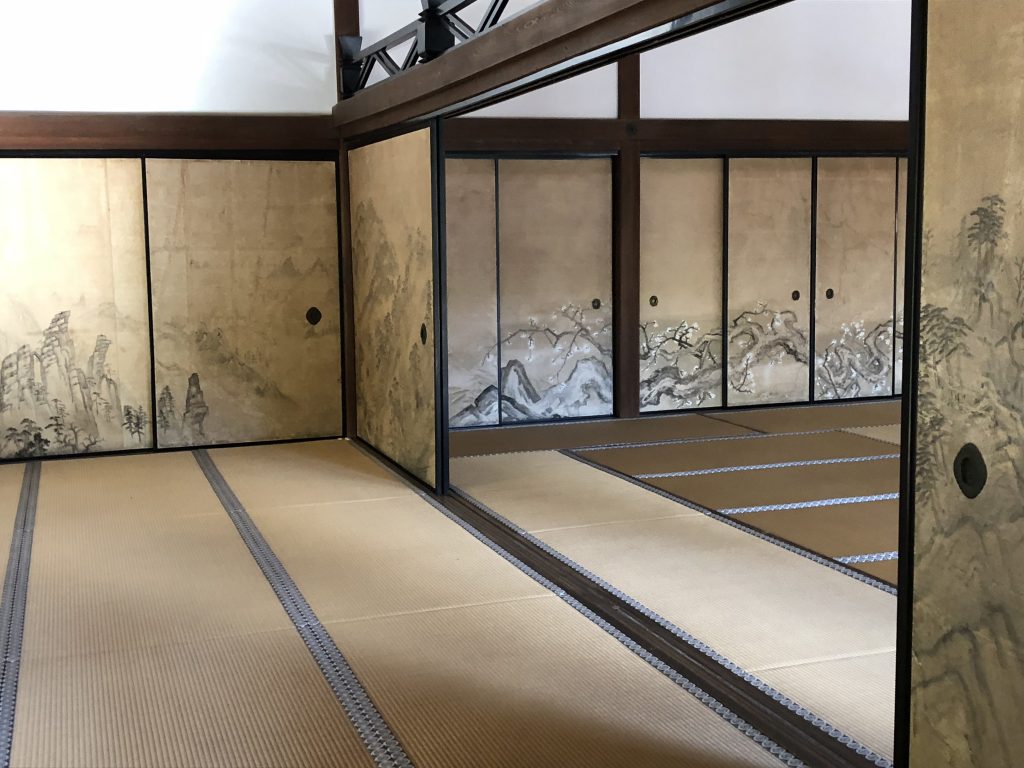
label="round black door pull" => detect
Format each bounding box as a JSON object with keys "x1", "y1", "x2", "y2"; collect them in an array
[
  {"x1": 592, "y1": 298, "x2": 602, "y2": 310},
  {"x1": 649, "y1": 295, "x2": 659, "y2": 307},
  {"x1": 953, "y1": 443, "x2": 987, "y2": 499},
  {"x1": 305, "y1": 306, "x2": 323, "y2": 326},
  {"x1": 420, "y1": 324, "x2": 428, "y2": 345},
  {"x1": 826, "y1": 288, "x2": 835, "y2": 300},
  {"x1": 791, "y1": 290, "x2": 801, "y2": 301}
]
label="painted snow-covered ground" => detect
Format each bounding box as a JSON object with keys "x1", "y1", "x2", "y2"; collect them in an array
[{"x1": 450, "y1": 303, "x2": 613, "y2": 427}]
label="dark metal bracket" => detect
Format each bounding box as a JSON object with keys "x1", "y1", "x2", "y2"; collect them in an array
[{"x1": 339, "y1": 0, "x2": 512, "y2": 99}]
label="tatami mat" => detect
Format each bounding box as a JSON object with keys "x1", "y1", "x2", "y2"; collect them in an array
[
  {"x1": 203, "y1": 438, "x2": 417, "y2": 508},
  {"x1": 12, "y1": 453, "x2": 375, "y2": 768},
  {"x1": 648, "y1": 457, "x2": 900, "y2": 511},
  {"x1": 843, "y1": 424, "x2": 902, "y2": 446},
  {"x1": 447, "y1": 451, "x2": 700, "y2": 533},
  {"x1": 14, "y1": 629, "x2": 373, "y2": 768},
  {"x1": 229, "y1": 496, "x2": 551, "y2": 623},
  {"x1": 451, "y1": 450, "x2": 897, "y2": 759},
  {"x1": 570, "y1": 405, "x2": 902, "y2": 586},
  {"x1": 734, "y1": 500, "x2": 899, "y2": 560},
  {"x1": 328, "y1": 599, "x2": 778, "y2": 768},
  {"x1": 712, "y1": 400, "x2": 902, "y2": 434},
  {"x1": 580, "y1": 430, "x2": 896, "y2": 477},
  {"x1": 450, "y1": 413, "x2": 754, "y2": 456},
  {"x1": 752, "y1": 652, "x2": 898, "y2": 762},
  {"x1": 212, "y1": 440, "x2": 784, "y2": 768},
  {"x1": 859, "y1": 560, "x2": 900, "y2": 585}
]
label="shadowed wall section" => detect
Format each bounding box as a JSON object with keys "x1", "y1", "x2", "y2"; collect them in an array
[
  {"x1": 147, "y1": 159, "x2": 342, "y2": 448},
  {"x1": 912, "y1": 1, "x2": 1024, "y2": 764},
  {"x1": 0, "y1": 158, "x2": 152, "y2": 459},
  {"x1": 349, "y1": 129, "x2": 438, "y2": 487}
]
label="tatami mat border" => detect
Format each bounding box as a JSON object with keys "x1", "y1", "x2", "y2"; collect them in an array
[
  {"x1": 637, "y1": 454, "x2": 901, "y2": 479},
  {"x1": 0, "y1": 463, "x2": 39, "y2": 768},
  {"x1": 838, "y1": 552, "x2": 901, "y2": 565},
  {"x1": 193, "y1": 450, "x2": 413, "y2": 768},
  {"x1": 578, "y1": 428, "x2": 849, "y2": 454},
  {"x1": 563, "y1": 450, "x2": 898, "y2": 596},
  {"x1": 722, "y1": 494, "x2": 901, "y2": 515}
]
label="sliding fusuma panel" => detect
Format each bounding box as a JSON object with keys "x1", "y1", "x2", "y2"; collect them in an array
[
  {"x1": 912, "y1": 0, "x2": 1024, "y2": 762},
  {"x1": 0, "y1": 158, "x2": 152, "y2": 459},
  {"x1": 446, "y1": 159, "x2": 499, "y2": 428},
  {"x1": 814, "y1": 157, "x2": 898, "y2": 400},
  {"x1": 727, "y1": 158, "x2": 812, "y2": 406},
  {"x1": 639, "y1": 158, "x2": 724, "y2": 412},
  {"x1": 497, "y1": 159, "x2": 614, "y2": 422},
  {"x1": 349, "y1": 128, "x2": 439, "y2": 488},
  {"x1": 146, "y1": 159, "x2": 342, "y2": 449}
]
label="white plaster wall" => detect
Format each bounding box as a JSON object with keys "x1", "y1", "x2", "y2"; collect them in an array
[
  {"x1": 0, "y1": 0, "x2": 336, "y2": 113},
  {"x1": 469, "y1": 64, "x2": 619, "y2": 119},
  {"x1": 641, "y1": 0, "x2": 912, "y2": 120},
  {"x1": 0, "y1": 0, "x2": 910, "y2": 117},
  {"x1": 457, "y1": 0, "x2": 910, "y2": 120}
]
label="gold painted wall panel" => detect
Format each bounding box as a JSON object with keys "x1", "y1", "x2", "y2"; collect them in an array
[
  {"x1": 497, "y1": 159, "x2": 614, "y2": 422},
  {"x1": 446, "y1": 159, "x2": 499, "y2": 428},
  {"x1": 147, "y1": 159, "x2": 341, "y2": 449},
  {"x1": 912, "y1": 2, "x2": 1024, "y2": 765},
  {"x1": 0, "y1": 158, "x2": 152, "y2": 459},
  {"x1": 349, "y1": 129, "x2": 436, "y2": 486},
  {"x1": 814, "y1": 157, "x2": 897, "y2": 400},
  {"x1": 727, "y1": 158, "x2": 812, "y2": 406},
  {"x1": 895, "y1": 157, "x2": 908, "y2": 396},
  {"x1": 639, "y1": 158, "x2": 723, "y2": 412}
]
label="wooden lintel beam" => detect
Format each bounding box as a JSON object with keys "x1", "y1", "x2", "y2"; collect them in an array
[
  {"x1": 0, "y1": 113, "x2": 339, "y2": 152},
  {"x1": 443, "y1": 118, "x2": 910, "y2": 155}
]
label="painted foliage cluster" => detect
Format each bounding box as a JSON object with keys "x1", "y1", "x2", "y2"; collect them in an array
[{"x1": 0, "y1": 159, "x2": 152, "y2": 460}]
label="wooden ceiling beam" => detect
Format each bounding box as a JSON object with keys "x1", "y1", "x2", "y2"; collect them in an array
[{"x1": 333, "y1": 0, "x2": 726, "y2": 138}]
